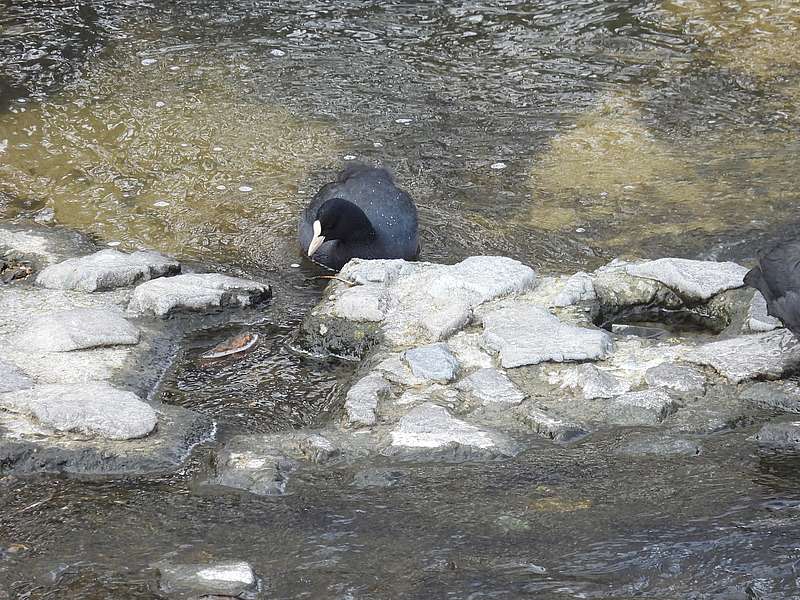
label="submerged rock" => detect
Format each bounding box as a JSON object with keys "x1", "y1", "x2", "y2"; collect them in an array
[
  {"x1": 457, "y1": 368, "x2": 526, "y2": 405},
  {"x1": 481, "y1": 304, "x2": 613, "y2": 368},
  {"x1": 36, "y1": 249, "x2": 179, "y2": 292},
  {"x1": 753, "y1": 421, "x2": 800, "y2": 449},
  {"x1": 402, "y1": 343, "x2": 460, "y2": 383},
  {"x1": 0, "y1": 358, "x2": 32, "y2": 393},
  {"x1": 626, "y1": 258, "x2": 748, "y2": 301},
  {"x1": 14, "y1": 308, "x2": 140, "y2": 352},
  {"x1": 127, "y1": 273, "x2": 270, "y2": 316},
  {"x1": 592, "y1": 389, "x2": 679, "y2": 426},
  {"x1": 205, "y1": 437, "x2": 298, "y2": 496},
  {"x1": 0, "y1": 383, "x2": 157, "y2": 440},
  {"x1": 615, "y1": 434, "x2": 701, "y2": 456},
  {"x1": 157, "y1": 561, "x2": 259, "y2": 599},
  {"x1": 344, "y1": 374, "x2": 390, "y2": 427},
  {"x1": 740, "y1": 381, "x2": 800, "y2": 414}
]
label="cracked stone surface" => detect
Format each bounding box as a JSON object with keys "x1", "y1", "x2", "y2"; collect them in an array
[
  {"x1": 626, "y1": 258, "x2": 749, "y2": 301},
  {"x1": 14, "y1": 308, "x2": 140, "y2": 352}
]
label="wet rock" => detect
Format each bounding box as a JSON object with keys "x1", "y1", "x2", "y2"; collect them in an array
[
  {"x1": 157, "y1": 561, "x2": 259, "y2": 599},
  {"x1": 743, "y1": 291, "x2": 782, "y2": 334},
  {"x1": 481, "y1": 304, "x2": 613, "y2": 368},
  {"x1": 552, "y1": 271, "x2": 596, "y2": 307},
  {"x1": 670, "y1": 394, "x2": 754, "y2": 434},
  {"x1": 753, "y1": 421, "x2": 800, "y2": 449},
  {"x1": 457, "y1": 368, "x2": 525, "y2": 405},
  {"x1": 683, "y1": 329, "x2": 800, "y2": 383},
  {"x1": 402, "y1": 343, "x2": 460, "y2": 383},
  {"x1": 0, "y1": 358, "x2": 32, "y2": 393},
  {"x1": 0, "y1": 226, "x2": 92, "y2": 267},
  {"x1": 385, "y1": 402, "x2": 519, "y2": 460},
  {"x1": 205, "y1": 437, "x2": 298, "y2": 496},
  {"x1": 626, "y1": 258, "x2": 748, "y2": 301},
  {"x1": 740, "y1": 382, "x2": 800, "y2": 413},
  {"x1": 351, "y1": 467, "x2": 409, "y2": 488},
  {"x1": 0, "y1": 383, "x2": 156, "y2": 440},
  {"x1": 522, "y1": 407, "x2": 589, "y2": 442},
  {"x1": 344, "y1": 374, "x2": 390, "y2": 427},
  {"x1": 615, "y1": 434, "x2": 701, "y2": 456},
  {"x1": 592, "y1": 389, "x2": 679, "y2": 426},
  {"x1": 298, "y1": 434, "x2": 340, "y2": 464},
  {"x1": 127, "y1": 273, "x2": 270, "y2": 317},
  {"x1": 36, "y1": 249, "x2": 180, "y2": 292},
  {"x1": 554, "y1": 364, "x2": 630, "y2": 399},
  {"x1": 446, "y1": 331, "x2": 494, "y2": 370},
  {"x1": 14, "y1": 308, "x2": 140, "y2": 352},
  {"x1": 644, "y1": 362, "x2": 706, "y2": 394}
]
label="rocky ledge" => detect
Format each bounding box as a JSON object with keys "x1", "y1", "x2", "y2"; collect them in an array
[
  {"x1": 0, "y1": 224, "x2": 271, "y2": 476},
  {"x1": 201, "y1": 254, "x2": 800, "y2": 496}
]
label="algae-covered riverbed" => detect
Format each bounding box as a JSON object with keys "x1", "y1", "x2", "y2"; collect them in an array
[{"x1": 2, "y1": 1, "x2": 800, "y2": 598}]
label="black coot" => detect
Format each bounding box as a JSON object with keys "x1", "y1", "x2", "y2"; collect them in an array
[
  {"x1": 298, "y1": 163, "x2": 420, "y2": 271},
  {"x1": 743, "y1": 240, "x2": 800, "y2": 338}
]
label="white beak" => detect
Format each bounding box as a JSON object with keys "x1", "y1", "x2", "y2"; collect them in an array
[{"x1": 307, "y1": 220, "x2": 326, "y2": 257}]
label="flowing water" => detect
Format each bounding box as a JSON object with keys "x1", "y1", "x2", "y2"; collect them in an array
[{"x1": 2, "y1": 1, "x2": 800, "y2": 598}]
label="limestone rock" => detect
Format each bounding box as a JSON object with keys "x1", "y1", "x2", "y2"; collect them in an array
[
  {"x1": 15, "y1": 308, "x2": 139, "y2": 352},
  {"x1": 555, "y1": 364, "x2": 630, "y2": 399},
  {"x1": 157, "y1": 561, "x2": 258, "y2": 599},
  {"x1": 592, "y1": 389, "x2": 678, "y2": 426},
  {"x1": 344, "y1": 374, "x2": 390, "y2": 427},
  {"x1": 0, "y1": 383, "x2": 157, "y2": 440},
  {"x1": 0, "y1": 358, "x2": 32, "y2": 393},
  {"x1": 743, "y1": 291, "x2": 782, "y2": 334},
  {"x1": 626, "y1": 258, "x2": 748, "y2": 302},
  {"x1": 402, "y1": 343, "x2": 460, "y2": 383},
  {"x1": 481, "y1": 304, "x2": 613, "y2": 368},
  {"x1": 740, "y1": 382, "x2": 800, "y2": 414},
  {"x1": 644, "y1": 362, "x2": 706, "y2": 394},
  {"x1": 298, "y1": 434, "x2": 340, "y2": 464},
  {"x1": 127, "y1": 273, "x2": 270, "y2": 316},
  {"x1": 522, "y1": 407, "x2": 589, "y2": 442},
  {"x1": 446, "y1": 331, "x2": 494, "y2": 370},
  {"x1": 457, "y1": 368, "x2": 525, "y2": 405},
  {"x1": 37, "y1": 249, "x2": 179, "y2": 292},
  {"x1": 592, "y1": 260, "x2": 682, "y2": 309}
]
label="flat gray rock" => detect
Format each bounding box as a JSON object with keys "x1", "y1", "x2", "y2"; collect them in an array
[
  {"x1": 457, "y1": 368, "x2": 525, "y2": 405},
  {"x1": 522, "y1": 407, "x2": 589, "y2": 443},
  {"x1": 740, "y1": 382, "x2": 800, "y2": 414},
  {"x1": 683, "y1": 330, "x2": 800, "y2": 383},
  {"x1": 14, "y1": 308, "x2": 139, "y2": 352},
  {"x1": 481, "y1": 304, "x2": 613, "y2": 368},
  {"x1": 644, "y1": 362, "x2": 706, "y2": 394},
  {"x1": 127, "y1": 273, "x2": 270, "y2": 316},
  {"x1": 0, "y1": 383, "x2": 157, "y2": 440},
  {"x1": 743, "y1": 291, "x2": 782, "y2": 334},
  {"x1": 403, "y1": 343, "x2": 460, "y2": 383},
  {"x1": 556, "y1": 364, "x2": 630, "y2": 399},
  {"x1": 157, "y1": 561, "x2": 259, "y2": 599},
  {"x1": 626, "y1": 258, "x2": 748, "y2": 301},
  {"x1": 592, "y1": 389, "x2": 678, "y2": 426},
  {"x1": 753, "y1": 421, "x2": 800, "y2": 449},
  {"x1": 205, "y1": 437, "x2": 297, "y2": 496},
  {"x1": 446, "y1": 331, "x2": 494, "y2": 370},
  {"x1": 36, "y1": 249, "x2": 179, "y2": 292},
  {"x1": 386, "y1": 402, "x2": 518, "y2": 459},
  {"x1": 0, "y1": 358, "x2": 32, "y2": 393},
  {"x1": 344, "y1": 374, "x2": 390, "y2": 427}
]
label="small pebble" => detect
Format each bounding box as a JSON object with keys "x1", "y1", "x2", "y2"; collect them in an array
[
  {"x1": 490, "y1": 162, "x2": 507, "y2": 170},
  {"x1": 343, "y1": 155, "x2": 356, "y2": 160},
  {"x1": 155, "y1": 101, "x2": 166, "y2": 108},
  {"x1": 395, "y1": 118, "x2": 412, "y2": 124},
  {"x1": 212, "y1": 146, "x2": 223, "y2": 152},
  {"x1": 462, "y1": 31, "x2": 478, "y2": 37},
  {"x1": 169, "y1": 65, "x2": 180, "y2": 71},
  {"x1": 216, "y1": 185, "x2": 227, "y2": 191},
  {"x1": 575, "y1": 227, "x2": 586, "y2": 233},
  {"x1": 467, "y1": 14, "x2": 484, "y2": 23},
  {"x1": 153, "y1": 201, "x2": 170, "y2": 208},
  {"x1": 141, "y1": 58, "x2": 157, "y2": 66},
  {"x1": 329, "y1": 295, "x2": 336, "y2": 301},
  {"x1": 238, "y1": 185, "x2": 254, "y2": 193},
  {"x1": 290, "y1": 263, "x2": 300, "y2": 268},
  {"x1": 271, "y1": 49, "x2": 286, "y2": 57},
  {"x1": 16, "y1": 98, "x2": 27, "y2": 103},
  {"x1": 107, "y1": 241, "x2": 121, "y2": 247},
  {"x1": 180, "y1": 143, "x2": 188, "y2": 148},
  {"x1": 373, "y1": 142, "x2": 383, "y2": 148}
]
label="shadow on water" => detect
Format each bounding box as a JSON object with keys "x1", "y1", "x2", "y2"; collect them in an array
[{"x1": 2, "y1": 1, "x2": 800, "y2": 598}]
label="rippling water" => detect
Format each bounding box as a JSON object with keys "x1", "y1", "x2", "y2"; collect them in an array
[{"x1": 2, "y1": 1, "x2": 800, "y2": 598}]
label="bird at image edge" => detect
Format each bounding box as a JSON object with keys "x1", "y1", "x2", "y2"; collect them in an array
[
  {"x1": 744, "y1": 239, "x2": 800, "y2": 340},
  {"x1": 298, "y1": 163, "x2": 420, "y2": 271}
]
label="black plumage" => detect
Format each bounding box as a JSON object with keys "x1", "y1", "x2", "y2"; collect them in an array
[
  {"x1": 298, "y1": 164, "x2": 420, "y2": 271},
  {"x1": 743, "y1": 240, "x2": 800, "y2": 338}
]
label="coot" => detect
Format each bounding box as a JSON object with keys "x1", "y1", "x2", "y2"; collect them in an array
[
  {"x1": 298, "y1": 164, "x2": 419, "y2": 271},
  {"x1": 743, "y1": 240, "x2": 800, "y2": 338}
]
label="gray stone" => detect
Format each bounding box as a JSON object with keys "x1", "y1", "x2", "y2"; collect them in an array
[
  {"x1": 157, "y1": 561, "x2": 258, "y2": 599},
  {"x1": 127, "y1": 273, "x2": 270, "y2": 316},
  {"x1": 683, "y1": 330, "x2": 800, "y2": 383},
  {"x1": 386, "y1": 402, "x2": 518, "y2": 459},
  {"x1": 403, "y1": 343, "x2": 460, "y2": 383},
  {"x1": 740, "y1": 382, "x2": 800, "y2": 414},
  {"x1": 556, "y1": 364, "x2": 630, "y2": 399},
  {"x1": 592, "y1": 260, "x2": 682, "y2": 309},
  {"x1": 14, "y1": 308, "x2": 140, "y2": 352},
  {"x1": 753, "y1": 421, "x2": 800, "y2": 449},
  {"x1": 0, "y1": 383, "x2": 157, "y2": 440},
  {"x1": 344, "y1": 374, "x2": 390, "y2": 427},
  {"x1": 644, "y1": 362, "x2": 706, "y2": 394},
  {"x1": 522, "y1": 407, "x2": 589, "y2": 442},
  {"x1": 593, "y1": 389, "x2": 679, "y2": 426},
  {"x1": 373, "y1": 353, "x2": 427, "y2": 386},
  {"x1": 351, "y1": 467, "x2": 409, "y2": 489},
  {"x1": 615, "y1": 435, "x2": 701, "y2": 456},
  {"x1": 0, "y1": 226, "x2": 92, "y2": 267},
  {"x1": 36, "y1": 249, "x2": 179, "y2": 292},
  {"x1": 457, "y1": 368, "x2": 525, "y2": 405},
  {"x1": 481, "y1": 304, "x2": 614, "y2": 368},
  {"x1": 743, "y1": 291, "x2": 782, "y2": 334},
  {"x1": 446, "y1": 331, "x2": 494, "y2": 370},
  {"x1": 552, "y1": 271, "x2": 596, "y2": 307},
  {"x1": 298, "y1": 434, "x2": 340, "y2": 464},
  {"x1": 626, "y1": 258, "x2": 748, "y2": 302},
  {"x1": 0, "y1": 358, "x2": 32, "y2": 393},
  {"x1": 332, "y1": 284, "x2": 385, "y2": 322},
  {"x1": 206, "y1": 437, "x2": 297, "y2": 496}
]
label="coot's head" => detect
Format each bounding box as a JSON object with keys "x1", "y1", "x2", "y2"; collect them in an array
[{"x1": 307, "y1": 198, "x2": 376, "y2": 257}]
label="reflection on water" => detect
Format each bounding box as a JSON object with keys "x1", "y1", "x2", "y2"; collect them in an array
[{"x1": 2, "y1": 1, "x2": 800, "y2": 598}]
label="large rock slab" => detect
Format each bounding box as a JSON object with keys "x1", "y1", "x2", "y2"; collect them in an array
[
  {"x1": 157, "y1": 561, "x2": 260, "y2": 599},
  {"x1": 344, "y1": 374, "x2": 390, "y2": 427},
  {"x1": 0, "y1": 383, "x2": 157, "y2": 440},
  {"x1": 127, "y1": 273, "x2": 270, "y2": 316},
  {"x1": 683, "y1": 330, "x2": 800, "y2": 383},
  {"x1": 385, "y1": 402, "x2": 519, "y2": 460},
  {"x1": 457, "y1": 368, "x2": 526, "y2": 405},
  {"x1": 403, "y1": 343, "x2": 460, "y2": 383},
  {"x1": 36, "y1": 249, "x2": 180, "y2": 292},
  {"x1": 14, "y1": 308, "x2": 140, "y2": 352},
  {"x1": 481, "y1": 304, "x2": 614, "y2": 368},
  {"x1": 0, "y1": 358, "x2": 32, "y2": 393},
  {"x1": 626, "y1": 258, "x2": 748, "y2": 301}
]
